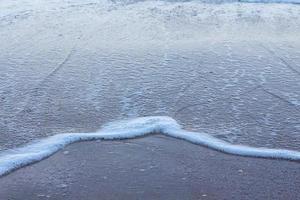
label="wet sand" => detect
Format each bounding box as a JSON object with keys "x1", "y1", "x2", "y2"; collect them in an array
[
  {"x1": 1, "y1": 0, "x2": 300, "y2": 151},
  {"x1": 0, "y1": 135, "x2": 299, "y2": 200},
  {"x1": 1, "y1": 0, "x2": 300, "y2": 199}
]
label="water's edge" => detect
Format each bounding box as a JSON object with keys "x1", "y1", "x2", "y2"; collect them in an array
[{"x1": 0, "y1": 116, "x2": 299, "y2": 177}]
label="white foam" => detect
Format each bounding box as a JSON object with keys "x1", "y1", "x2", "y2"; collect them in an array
[{"x1": 0, "y1": 116, "x2": 299, "y2": 176}]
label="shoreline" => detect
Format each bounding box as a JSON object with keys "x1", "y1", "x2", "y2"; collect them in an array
[
  {"x1": 1, "y1": 116, "x2": 299, "y2": 177},
  {"x1": 0, "y1": 135, "x2": 299, "y2": 200}
]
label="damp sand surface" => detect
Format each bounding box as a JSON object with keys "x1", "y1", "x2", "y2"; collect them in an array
[{"x1": 0, "y1": 135, "x2": 300, "y2": 200}]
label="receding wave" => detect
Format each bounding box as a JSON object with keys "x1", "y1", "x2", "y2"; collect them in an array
[{"x1": 0, "y1": 116, "x2": 299, "y2": 177}]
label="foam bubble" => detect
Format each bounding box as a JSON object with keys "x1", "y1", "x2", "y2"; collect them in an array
[{"x1": 0, "y1": 116, "x2": 299, "y2": 176}]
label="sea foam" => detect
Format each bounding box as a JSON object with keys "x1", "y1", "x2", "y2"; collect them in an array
[{"x1": 0, "y1": 116, "x2": 299, "y2": 177}]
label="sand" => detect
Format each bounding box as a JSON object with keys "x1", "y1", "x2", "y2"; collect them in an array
[{"x1": 0, "y1": 135, "x2": 299, "y2": 200}]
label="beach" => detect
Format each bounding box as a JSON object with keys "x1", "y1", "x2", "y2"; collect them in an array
[
  {"x1": 0, "y1": 0, "x2": 300, "y2": 199},
  {"x1": 1, "y1": 135, "x2": 300, "y2": 199}
]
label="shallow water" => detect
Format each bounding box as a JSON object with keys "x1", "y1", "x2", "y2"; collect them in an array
[{"x1": 0, "y1": 0, "x2": 300, "y2": 151}]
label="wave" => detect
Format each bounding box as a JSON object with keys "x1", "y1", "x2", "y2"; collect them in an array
[{"x1": 0, "y1": 116, "x2": 299, "y2": 177}]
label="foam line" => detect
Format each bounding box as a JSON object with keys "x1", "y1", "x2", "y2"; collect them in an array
[{"x1": 0, "y1": 116, "x2": 299, "y2": 177}]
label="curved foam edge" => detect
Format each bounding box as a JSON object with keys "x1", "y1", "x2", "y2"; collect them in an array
[{"x1": 0, "y1": 116, "x2": 299, "y2": 177}]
